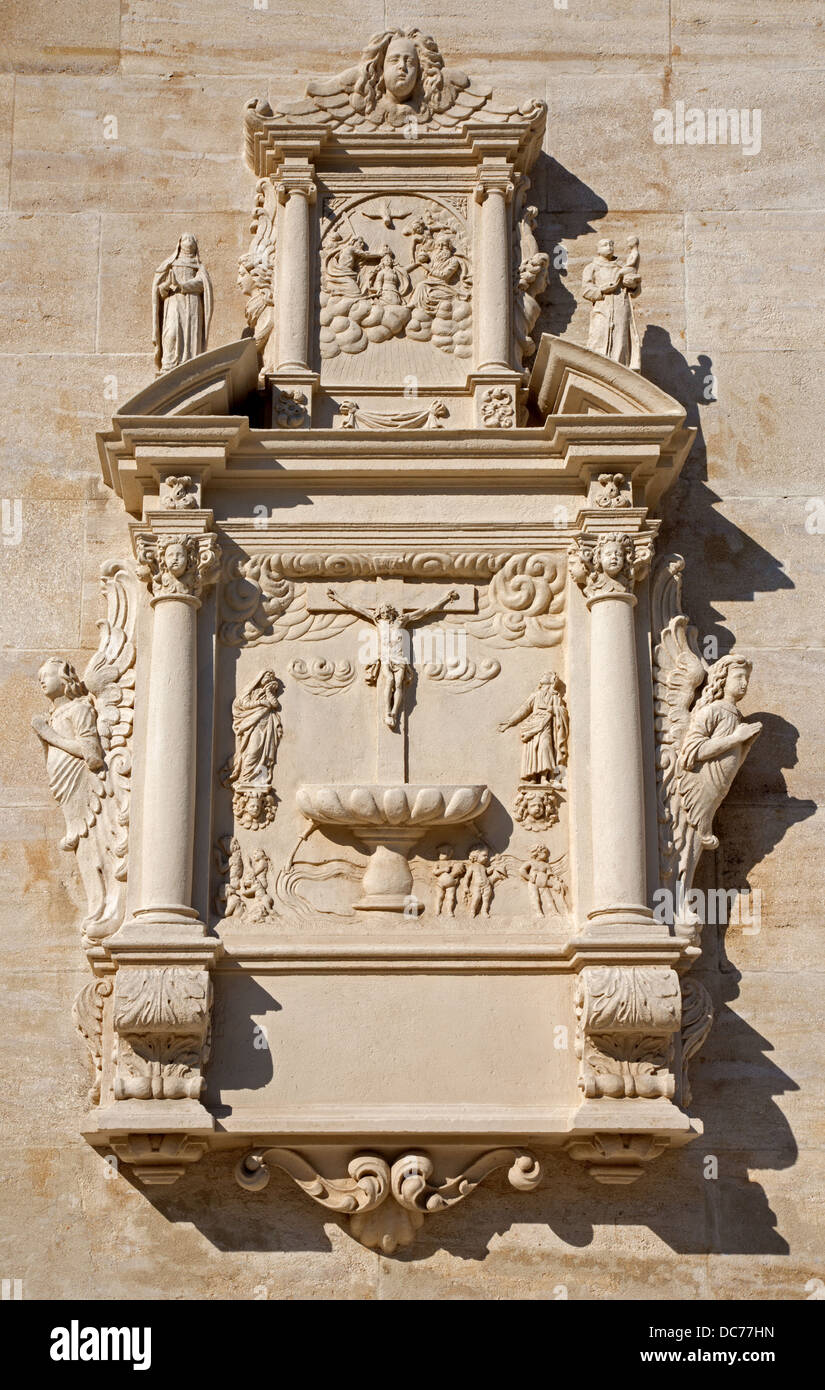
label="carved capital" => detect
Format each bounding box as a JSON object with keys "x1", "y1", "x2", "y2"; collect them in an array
[
  {"x1": 473, "y1": 160, "x2": 515, "y2": 203},
  {"x1": 112, "y1": 967, "x2": 212, "y2": 1102},
  {"x1": 276, "y1": 169, "x2": 317, "y2": 205},
  {"x1": 575, "y1": 965, "x2": 681, "y2": 1100},
  {"x1": 568, "y1": 531, "x2": 654, "y2": 605},
  {"x1": 134, "y1": 530, "x2": 221, "y2": 605}
]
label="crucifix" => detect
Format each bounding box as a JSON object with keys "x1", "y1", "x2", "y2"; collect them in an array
[{"x1": 306, "y1": 578, "x2": 476, "y2": 781}]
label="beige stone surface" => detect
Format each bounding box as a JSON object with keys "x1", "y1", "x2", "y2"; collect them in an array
[
  {"x1": 0, "y1": 0, "x2": 823, "y2": 1303},
  {"x1": 11, "y1": 74, "x2": 267, "y2": 214},
  {"x1": 0, "y1": 1, "x2": 120, "y2": 75},
  {"x1": 685, "y1": 212, "x2": 825, "y2": 354}
]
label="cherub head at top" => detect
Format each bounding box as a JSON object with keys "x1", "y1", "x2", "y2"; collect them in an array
[{"x1": 344, "y1": 27, "x2": 456, "y2": 125}]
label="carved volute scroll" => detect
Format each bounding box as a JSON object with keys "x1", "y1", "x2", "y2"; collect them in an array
[{"x1": 44, "y1": 23, "x2": 763, "y2": 1252}]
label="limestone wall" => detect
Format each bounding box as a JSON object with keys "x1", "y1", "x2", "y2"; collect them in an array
[{"x1": 1, "y1": 2, "x2": 822, "y2": 1299}]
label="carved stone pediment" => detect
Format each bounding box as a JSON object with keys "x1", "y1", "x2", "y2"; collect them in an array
[{"x1": 34, "y1": 27, "x2": 763, "y2": 1255}]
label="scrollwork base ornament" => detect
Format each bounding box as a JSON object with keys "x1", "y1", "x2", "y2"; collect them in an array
[{"x1": 234, "y1": 1147, "x2": 541, "y2": 1253}]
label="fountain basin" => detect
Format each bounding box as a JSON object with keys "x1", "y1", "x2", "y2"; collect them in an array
[{"x1": 296, "y1": 783, "x2": 490, "y2": 912}]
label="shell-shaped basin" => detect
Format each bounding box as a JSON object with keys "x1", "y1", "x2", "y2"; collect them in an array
[{"x1": 297, "y1": 783, "x2": 490, "y2": 828}]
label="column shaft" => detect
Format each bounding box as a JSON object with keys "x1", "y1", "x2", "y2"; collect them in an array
[
  {"x1": 277, "y1": 190, "x2": 312, "y2": 371},
  {"x1": 476, "y1": 189, "x2": 511, "y2": 370}
]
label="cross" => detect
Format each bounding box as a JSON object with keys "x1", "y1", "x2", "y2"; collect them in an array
[{"x1": 306, "y1": 578, "x2": 476, "y2": 781}]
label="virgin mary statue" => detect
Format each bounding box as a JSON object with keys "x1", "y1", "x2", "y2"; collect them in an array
[{"x1": 152, "y1": 233, "x2": 213, "y2": 373}]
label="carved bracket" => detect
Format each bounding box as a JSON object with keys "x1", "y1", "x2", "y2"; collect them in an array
[
  {"x1": 112, "y1": 967, "x2": 212, "y2": 1102},
  {"x1": 575, "y1": 966, "x2": 681, "y2": 1100},
  {"x1": 235, "y1": 1147, "x2": 541, "y2": 1253}
]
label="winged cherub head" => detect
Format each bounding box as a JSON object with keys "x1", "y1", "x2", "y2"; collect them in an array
[{"x1": 351, "y1": 28, "x2": 456, "y2": 124}]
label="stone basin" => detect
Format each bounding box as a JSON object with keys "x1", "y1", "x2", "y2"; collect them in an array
[{"x1": 296, "y1": 783, "x2": 490, "y2": 913}]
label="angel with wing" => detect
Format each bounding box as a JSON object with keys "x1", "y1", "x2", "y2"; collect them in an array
[
  {"x1": 653, "y1": 556, "x2": 762, "y2": 926},
  {"x1": 32, "y1": 563, "x2": 135, "y2": 941}
]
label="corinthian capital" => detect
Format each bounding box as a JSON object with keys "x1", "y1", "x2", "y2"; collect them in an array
[
  {"x1": 135, "y1": 530, "x2": 221, "y2": 604},
  {"x1": 568, "y1": 531, "x2": 653, "y2": 604}
]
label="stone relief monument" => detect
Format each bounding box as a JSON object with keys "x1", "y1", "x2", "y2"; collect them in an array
[{"x1": 36, "y1": 26, "x2": 762, "y2": 1253}]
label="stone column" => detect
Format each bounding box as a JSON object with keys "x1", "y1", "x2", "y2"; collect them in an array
[
  {"x1": 130, "y1": 519, "x2": 220, "y2": 931},
  {"x1": 569, "y1": 528, "x2": 655, "y2": 930},
  {"x1": 275, "y1": 163, "x2": 317, "y2": 373},
  {"x1": 473, "y1": 160, "x2": 515, "y2": 372}
]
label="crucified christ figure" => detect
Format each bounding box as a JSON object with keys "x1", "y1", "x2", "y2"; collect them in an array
[{"x1": 326, "y1": 586, "x2": 460, "y2": 730}]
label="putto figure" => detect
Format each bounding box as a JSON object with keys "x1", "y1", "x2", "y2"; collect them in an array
[
  {"x1": 32, "y1": 564, "x2": 135, "y2": 942},
  {"x1": 463, "y1": 847, "x2": 507, "y2": 917},
  {"x1": 220, "y1": 671, "x2": 283, "y2": 828},
  {"x1": 152, "y1": 233, "x2": 213, "y2": 374},
  {"x1": 581, "y1": 235, "x2": 641, "y2": 371},
  {"x1": 325, "y1": 586, "x2": 460, "y2": 731},
  {"x1": 653, "y1": 556, "x2": 762, "y2": 932},
  {"x1": 519, "y1": 846, "x2": 569, "y2": 918},
  {"x1": 431, "y1": 844, "x2": 465, "y2": 917}
]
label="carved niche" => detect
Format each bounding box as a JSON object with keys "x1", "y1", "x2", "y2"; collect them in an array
[{"x1": 37, "y1": 26, "x2": 764, "y2": 1248}]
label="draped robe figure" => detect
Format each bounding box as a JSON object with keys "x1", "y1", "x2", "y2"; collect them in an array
[
  {"x1": 498, "y1": 673, "x2": 570, "y2": 783},
  {"x1": 221, "y1": 671, "x2": 283, "y2": 828},
  {"x1": 152, "y1": 234, "x2": 213, "y2": 373},
  {"x1": 582, "y1": 237, "x2": 641, "y2": 371}
]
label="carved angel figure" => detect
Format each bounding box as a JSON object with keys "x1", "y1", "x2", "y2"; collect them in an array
[
  {"x1": 653, "y1": 556, "x2": 762, "y2": 926},
  {"x1": 238, "y1": 179, "x2": 276, "y2": 355},
  {"x1": 221, "y1": 671, "x2": 283, "y2": 829},
  {"x1": 32, "y1": 563, "x2": 135, "y2": 941},
  {"x1": 306, "y1": 28, "x2": 470, "y2": 129},
  {"x1": 498, "y1": 673, "x2": 569, "y2": 782},
  {"x1": 513, "y1": 200, "x2": 549, "y2": 367},
  {"x1": 152, "y1": 234, "x2": 213, "y2": 374}
]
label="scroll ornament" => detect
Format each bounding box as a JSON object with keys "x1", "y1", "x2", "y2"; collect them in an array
[
  {"x1": 652, "y1": 555, "x2": 762, "y2": 932},
  {"x1": 32, "y1": 562, "x2": 136, "y2": 943},
  {"x1": 219, "y1": 551, "x2": 565, "y2": 650},
  {"x1": 575, "y1": 966, "x2": 681, "y2": 1099},
  {"x1": 235, "y1": 1147, "x2": 541, "y2": 1253}
]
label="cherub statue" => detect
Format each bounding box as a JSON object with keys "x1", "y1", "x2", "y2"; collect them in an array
[
  {"x1": 215, "y1": 835, "x2": 245, "y2": 918},
  {"x1": 519, "y1": 845, "x2": 569, "y2": 917},
  {"x1": 32, "y1": 564, "x2": 135, "y2": 942},
  {"x1": 653, "y1": 556, "x2": 762, "y2": 930},
  {"x1": 463, "y1": 846, "x2": 507, "y2": 917},
  {"x1": 325, "y1": 586, "x2": 460, "y2": 730},
  {"x1": 498, "y1": 672, "x2": 569, "y2": 783},
  {"x1": 431, "y1": 843, "x2": 465, "y2": 916},
  {"x1": 242, "y1": 848, "x2": 275, "y2": 921}
]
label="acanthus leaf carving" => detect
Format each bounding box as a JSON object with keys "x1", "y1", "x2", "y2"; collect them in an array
[
  {"x1": 679, "y1": 976, "x2": 714, "y2": 1107},
  {"x1": 72, "y1": 977, "x2": 113, "y2": 1104},
  {"x1": 113, "y1": 967, "x2": 212, "y2": 1102},
  {"x1": 32, "y1": 561, "x2": 136, "y2": 943},
  {"x1": 575, "y1": 966, "x2": 681, "y2": 1100}
]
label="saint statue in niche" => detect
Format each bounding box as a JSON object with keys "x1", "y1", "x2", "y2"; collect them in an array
[
  {"x1": 498, "y1": 673, "x2": 569, "y2": 783},
  {"x1": 581, "y1": 236, "x2": 641, "y2": 371},
  {"x1": 220, "y1": 670, "x2": 283, "y2": 828},
  {"x1": 152, "y1": 233, "x2": 213, "y2": 373},
  {"x1": 325, "y1": 587, "x2": 460, "y2": 731}
]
